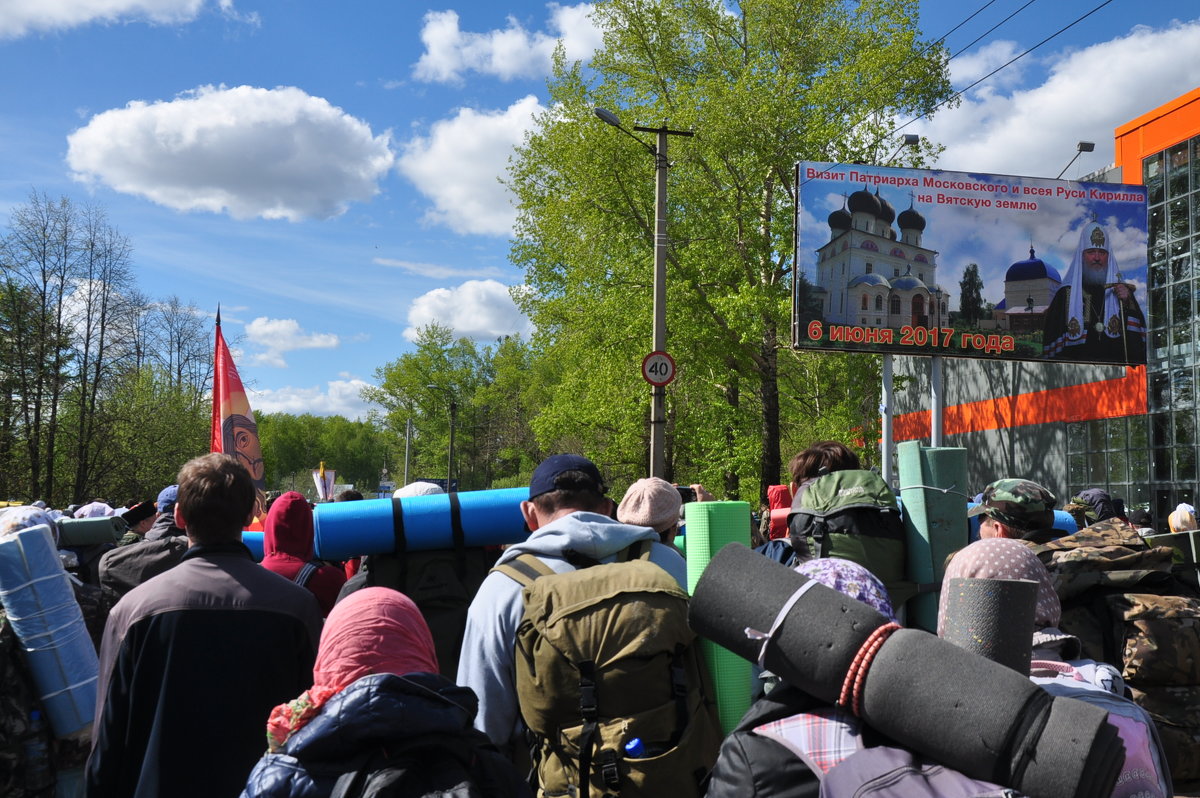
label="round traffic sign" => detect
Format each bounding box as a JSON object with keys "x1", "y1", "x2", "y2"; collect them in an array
[{"x1": 641, "y1": 351, "x2": 676, "y2": 386}]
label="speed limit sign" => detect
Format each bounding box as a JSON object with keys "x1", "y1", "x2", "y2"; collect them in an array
[{"x1": 641, "y1": 350, "x2": 676, "y2": 386}]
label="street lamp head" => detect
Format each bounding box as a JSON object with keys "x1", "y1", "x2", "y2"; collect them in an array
[
  {"x1": 901, "y1": 134, "x2": 919, "y2": 147},
  {"x1": 594, "y1": 107, "x2": 622, "y2": 128},
  {"x1": 1077, "y1": 141, "x2": 1095, "y2": 153}
]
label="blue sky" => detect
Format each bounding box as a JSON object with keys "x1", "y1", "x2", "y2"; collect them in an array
[{"x1": 2, "y1": 1, "x2": 1199, "y2": 419}]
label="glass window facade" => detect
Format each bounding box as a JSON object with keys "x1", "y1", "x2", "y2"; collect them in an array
[{"x1": 1064, "y1": 140, "x2": 1200, "y2": 522}]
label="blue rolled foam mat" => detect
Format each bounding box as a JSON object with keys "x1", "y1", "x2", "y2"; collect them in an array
[
  {"x1": 242, "y1": 531, "x2": 264, "y2": 561},
  {"x1": 689, "y1": 543, "x2": 1123, "y2": 798},
  {"x1": 0, "y1": 525, "x2": 98, "y2": 738},
  {"x1": 312, "y1": 488, "x2": 529, "y2": 561}
]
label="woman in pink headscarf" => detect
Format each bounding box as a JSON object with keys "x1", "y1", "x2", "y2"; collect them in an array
[{"x1": 242, "y1": 587, "x2": 528, "y2": 798}]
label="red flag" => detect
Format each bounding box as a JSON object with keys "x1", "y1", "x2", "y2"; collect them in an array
[{"x1": 212, "y1": 309, "x2": 267, "y2": 512}]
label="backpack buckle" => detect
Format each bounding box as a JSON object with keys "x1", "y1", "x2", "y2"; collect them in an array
[
  {"x1": 598, "y1": 749, "x2": 620, "y2": 788},
  {"x1": 580, "y1": 683, "x2": 598, "y2": 721},
  {"x1": 579, "y1": 661, "x2": 598, "y2": 722}
]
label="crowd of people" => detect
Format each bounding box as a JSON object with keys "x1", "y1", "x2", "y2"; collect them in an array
[{"x1": 0, "y1": 442, "x2": 1190, "y2": 798}]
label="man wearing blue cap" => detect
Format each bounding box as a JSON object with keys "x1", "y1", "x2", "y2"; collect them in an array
[{"x1": 458, "y1": 454, "x2": 687, "y2": 754}]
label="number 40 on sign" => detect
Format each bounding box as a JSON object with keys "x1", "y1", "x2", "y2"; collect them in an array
[{"x1": 641, "y1": 351, "x2": 676, "y2": 386}]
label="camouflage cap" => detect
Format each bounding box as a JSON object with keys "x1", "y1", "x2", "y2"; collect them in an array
[{"x1": 967, "y1": 478, "x2": 1057, "y2": 532}]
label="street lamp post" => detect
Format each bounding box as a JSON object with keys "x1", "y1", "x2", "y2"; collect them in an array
[{"x1": 594, "y1": 107, "x2": 693, "y2": 478}]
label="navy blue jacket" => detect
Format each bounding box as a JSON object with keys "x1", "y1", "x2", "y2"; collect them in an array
[{"x1": 241, "y1": 672, "x2": 529, "y2": 798}]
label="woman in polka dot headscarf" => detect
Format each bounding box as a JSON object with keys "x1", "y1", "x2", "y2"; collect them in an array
[{"x1": 936, "y1": 538, "x2": 1070, "y2": 657}]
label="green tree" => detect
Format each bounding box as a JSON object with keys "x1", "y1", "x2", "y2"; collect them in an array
[
  {"x1": 959, "y1": 263, "x2": 985, "y2": 325},
  {"x1": 508, "y1": 0, "x2": 953, "y2": 501}
]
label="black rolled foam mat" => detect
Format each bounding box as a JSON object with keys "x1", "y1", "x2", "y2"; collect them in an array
[{"x1": 688, "y1": 543, "x2": 1124, "y2": 798}]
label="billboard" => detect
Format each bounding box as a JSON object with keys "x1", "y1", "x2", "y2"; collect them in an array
[{"x1": 792, "y1": 162, "x2": 1149, "y2": 365}]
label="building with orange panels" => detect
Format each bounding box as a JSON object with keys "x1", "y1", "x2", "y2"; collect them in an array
[{"x1": 892, "y1": 88, "x2": 1200, "y2": 524}]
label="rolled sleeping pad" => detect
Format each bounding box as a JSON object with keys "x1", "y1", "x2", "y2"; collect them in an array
[
  {"x1": 684, "y1": 501, "x2": 753, "y2": 734},
  {"x1": 896, "y1": 442, "x2": 968, "y2": 632},
  {"x1": 57, "y1": 516, "x2": 126, "y2": 547},
  {"x1": 965, "y1": 505, "x2": 1078, "y2": 543},
  {"x1": 689, "y1": 543, "x2": 1123, "y2": 798},
  {"x1": 0, "y1": 525, "x2": 98, "y2": 738},
  {"x1": 939, "y1": 577, "x2": 1037, "y2": 675},
  {"x1": 242, "y1": 530, "x2": 264, "y2": 561},
  {"x1": 312, "y1": 487, "x2": 528, "y2": 561}
]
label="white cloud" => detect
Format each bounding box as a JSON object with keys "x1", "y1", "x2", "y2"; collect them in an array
[
  {"x1": 66, "y1": 85, "x2": 394, "y2": 221},
  {"x1": 397, "y1": 95, "x2": 543, "y2": 235},
  {"x1": 404, "y1": 279, "x2": 533, "y2": 341},
  {"x1": 947, "y1": 39, "x2": 1026, "y2": 90},
  {"x1": 374, "y1": 257, "x2": 505, "y2": 280},
  {"x1": 413, "y1": 4, "x2": 602, "y2": 84},
  {"x1": 912, "y1": 21, "x2": 1200, "y2": 179},
  {"x1": 0, "y1": 0, "x2": 214, "y2": 38},
  {"x1": 249, "y1": 379, "x2": 377, "y2": 420},
  {"x1": 244, "y1": 317, "x2": 339, "y2": 367}
]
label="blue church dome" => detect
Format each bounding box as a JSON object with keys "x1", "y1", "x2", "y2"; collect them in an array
[
  {"x1": 891, "y1": 274, "x2": 927, "y2": 292},
  {"x1": 1005, "y1": 247, "x2": 1061, "y2": 282},
  {"x1": 848, "y1": 273, "x2": 890, "y2": 288}
]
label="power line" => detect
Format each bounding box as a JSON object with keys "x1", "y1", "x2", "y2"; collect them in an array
[
  {"x1": 797, "y1": 0, "x2": 1118, "y2": 188},
  {"x1": 893, "y1": 0, "x2": 1116, "y2": 135}
]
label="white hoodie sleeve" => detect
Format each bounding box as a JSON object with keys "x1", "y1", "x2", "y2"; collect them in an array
[{"x1": 457, "y1": 568, "x2": 525, "y2": 749}]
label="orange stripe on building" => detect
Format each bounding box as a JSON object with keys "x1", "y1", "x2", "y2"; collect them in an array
[{"x1": 893, "y1": 366, "x2": 1147, "y2": 441}]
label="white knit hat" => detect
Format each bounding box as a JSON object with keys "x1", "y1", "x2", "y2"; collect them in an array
[
  {"x1": 393, "y1": 481, "x2": 445, "y2": 499},
  {"x1": 617, "y1": 477, "x2": 682, "y2": 534}
]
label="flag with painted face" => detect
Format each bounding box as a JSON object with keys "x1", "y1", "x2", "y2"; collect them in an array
[{"x1": 212, "y1": 310, "x2": 267, "y2": 514}]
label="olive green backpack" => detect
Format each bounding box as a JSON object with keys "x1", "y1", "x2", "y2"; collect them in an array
[{"x1": 493, "y1": 542, "x2": 722, "y2": 798}]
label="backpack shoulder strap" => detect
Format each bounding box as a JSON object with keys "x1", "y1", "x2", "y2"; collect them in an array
[
  {"x1": 293, "y1": 560, "x2": 320, "y2": 588},
  {"x1": 619, "y1": 539, "x2": 654, "y2": 562},
  {"x1": 491, "y1": 553, "x2": 556, "y2": 588}
]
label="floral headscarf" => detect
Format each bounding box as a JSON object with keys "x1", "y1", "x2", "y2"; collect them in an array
[
  {"x1": 266, "y1": 587, "x2": 439, "y2": 751},
  {"x1": 937, "y1": 538, "x2": 1060, "y2": 637},
  {"x1": 795, "y1": 558, "x2": 897, "y2": 623},
  {"x1": 0, "y1": 506, "x2": 59, "y2": 544}
]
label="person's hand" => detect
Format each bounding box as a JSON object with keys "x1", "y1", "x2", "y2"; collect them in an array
[
  {"x1": 1112, "y1": 283, "x2": 1132, "y2": 302},
  {"x1": 691, "y1": 483, "x2": 715, "y2": 502}
]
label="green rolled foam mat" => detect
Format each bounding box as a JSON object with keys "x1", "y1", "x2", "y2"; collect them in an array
[
  {"x1": 684, "y1": 500, "x2": 753, "y2": 734},
  {"x1": 897, "y1": 441, "x2": 969, "y2": 632}
]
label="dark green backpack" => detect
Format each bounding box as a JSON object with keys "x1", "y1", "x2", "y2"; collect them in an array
[
  {"x1": 494, "y1": 542, "x2": 722, "y2": 798},
  {"x1": 788, "y1": 470, "x2": 914, "y2": 608}
]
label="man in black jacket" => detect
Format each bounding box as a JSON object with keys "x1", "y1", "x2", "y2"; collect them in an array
[{"x1": 85, "y1": 454, "x2": 322, "y2": 798}]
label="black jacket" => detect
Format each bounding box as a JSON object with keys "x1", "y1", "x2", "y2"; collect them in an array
[
  {"x1": 86, "y1": 541, "x2": 322, "y2": 798},
  {"x1": 706, "y1": 684, "x2": 825, "y2": 798}
]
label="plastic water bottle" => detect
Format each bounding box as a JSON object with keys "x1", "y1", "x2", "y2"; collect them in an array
[
  {"x1": 623, "y1": 737, "x2": 646, "y2": 758},
  {"x1": 23, "y1": 709, "x2": 54, "y2": 792}
]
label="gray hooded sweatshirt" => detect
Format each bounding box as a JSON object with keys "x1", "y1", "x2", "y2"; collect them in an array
[{"x1": 456, "y1": 510, "x2": 688, "y2": 748}]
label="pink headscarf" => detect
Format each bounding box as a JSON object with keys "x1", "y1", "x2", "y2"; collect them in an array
[
  {"x1": 937, "y1": 538, "x2": 1060, "y2": 636},
  {"x1": 266, "y1": 588, "x2": 439, "y2": 750}
]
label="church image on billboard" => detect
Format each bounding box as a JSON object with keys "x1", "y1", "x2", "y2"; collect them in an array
[{"x1": 793, "y1": 161, "x2": 1149, "y2": 366}]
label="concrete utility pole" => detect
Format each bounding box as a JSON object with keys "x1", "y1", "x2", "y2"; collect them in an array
[{"x1": 594, "y1": 108, "x2": 692, "y2": 478}]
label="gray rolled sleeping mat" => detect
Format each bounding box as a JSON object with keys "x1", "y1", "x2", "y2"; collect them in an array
[
  {"x1": 688, "y1": 543, "x2": 1124, "y2": 798},
  {"x1": 939, "y1": 577, "x2": 1038, "y2": 675}
]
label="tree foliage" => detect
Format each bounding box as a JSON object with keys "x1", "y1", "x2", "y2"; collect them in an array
[
  {"x1": 507, "y1": 0, "x2": 953, "y2": 501},
  {"x1": 959, "y1": 263, "x2": 985, "y2": 325},
  {"x1": 0, "y1": 192, "x2": 211, "y2": 504}
]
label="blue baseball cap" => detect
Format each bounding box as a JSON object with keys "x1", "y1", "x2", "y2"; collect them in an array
[
  {"x1": 529, "y1": 454, "x2": 605, "y2": 500},
  {"x1": 157, "y1": 485, "x2": 179, "y2": 513}
]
